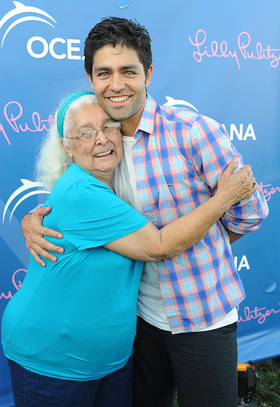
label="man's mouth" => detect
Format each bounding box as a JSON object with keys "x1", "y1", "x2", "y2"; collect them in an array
[
  {"x1": 108, "y1": 96, "x2": 130, "y2": 103},
  {"x1": 94, "y1": 150, "x2": 113, "y2": 157}
]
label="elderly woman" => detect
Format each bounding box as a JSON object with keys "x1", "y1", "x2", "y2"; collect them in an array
[{"x1": 2, "y1": 91, "x2": 256, "y2": 407}]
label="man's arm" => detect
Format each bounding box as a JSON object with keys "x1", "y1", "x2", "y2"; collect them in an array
[
  {"x1": 188, "y1": 116, "x2": 269, "y2": 235},
  {"x1": 21, "y1": 206, "x2": 64, "y2": 266}
]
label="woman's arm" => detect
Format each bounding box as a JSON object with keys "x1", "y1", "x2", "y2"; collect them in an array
[
  {"x1": 104, "y1": 160, "x2": 256, "y2": 261},
  {"x1": 21, "y1": 159, "x2": 255, "y2": 265}
]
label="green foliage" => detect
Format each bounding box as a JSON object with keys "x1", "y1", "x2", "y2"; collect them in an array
[{"x1": 253, "y1": 361, "x2": 280, "y2": 407}]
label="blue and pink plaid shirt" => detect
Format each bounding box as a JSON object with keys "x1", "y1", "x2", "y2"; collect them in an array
[{"x1": 132, "y1": 95, "x2": 269, "y2": 334}]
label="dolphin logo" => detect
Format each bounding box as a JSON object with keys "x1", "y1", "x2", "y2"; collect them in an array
[
  {"x1": 3, "y1": 179, "x2": 50, "y2": 223},
  {"x1": 0, "y1": 1, "x2": 56, "y2": 48},
  {"x1": 113, "y1": 0, "x2": 131, "y2": 8},
  {"x1": 164, "y1": 96, "x2": 198, "y2": 112}
]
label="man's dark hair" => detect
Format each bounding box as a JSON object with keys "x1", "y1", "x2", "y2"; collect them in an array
[{"x1": 84, "y1": 17, "x2": 152, "y2": 78}]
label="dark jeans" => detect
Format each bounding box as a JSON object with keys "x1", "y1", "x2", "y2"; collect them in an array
[
  {"x1": 8, "y1": 356, "x2": 133, "y2": 407},
  {"x1": 133, "y1": 317, "x2": 238, "y2": 407}
]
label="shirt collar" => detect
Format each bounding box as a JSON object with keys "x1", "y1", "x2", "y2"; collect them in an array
[{"x1": 135, "y1": 94, "x2": 157, "y2": 137}]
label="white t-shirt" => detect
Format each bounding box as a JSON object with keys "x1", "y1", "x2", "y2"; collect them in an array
[{"x1": 114, "y1": 135, "x2": 237, "y2": 332}]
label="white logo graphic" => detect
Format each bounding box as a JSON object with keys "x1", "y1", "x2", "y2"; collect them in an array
[
  {"x1": 0, "y1": 1, "x2": 56, "y2": 48},
  {"x1": 3, "y1": 179, "x2": 50, "y2": 223},
  {"x1": 164, "y1": 96, "x2": 198, "y2": 112},
  {"x1": 163, "y1": 98, "x2": 255, "y2": 141}
]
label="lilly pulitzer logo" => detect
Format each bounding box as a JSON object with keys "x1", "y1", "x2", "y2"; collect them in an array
[
  {"x1": 0, "y1": 1, "x2": 56, "y2": 48},
  {"x1": 2, "y1": 179, "x2": 49, "y2": 223},
  {"x1": 164, "y1": 96, "x2": 198, "y2": 112}
]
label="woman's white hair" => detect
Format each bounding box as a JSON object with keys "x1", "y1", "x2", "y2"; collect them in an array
[{"x1": 35, "y1": 94, "x2": 97, "y2": 191}]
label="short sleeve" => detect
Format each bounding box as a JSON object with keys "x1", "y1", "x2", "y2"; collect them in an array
[{"x1": 60, "y1": 177, "x2": 148, "y2": 250}]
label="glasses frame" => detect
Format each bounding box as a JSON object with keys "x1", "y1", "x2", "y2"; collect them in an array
[{"x1": 65, "y1": 121, "x2": 121, "y2": 143}]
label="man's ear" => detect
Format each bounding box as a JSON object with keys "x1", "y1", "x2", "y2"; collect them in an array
[
  {"x1": 60, "y1": 139, "x2": 73, "y2": 158},
  {"x1": 86, "y1": 72, "x2": 94, "y2": 90},
  {"x1": 145, "y1": 65, "x2": 153, "y2": 88}
]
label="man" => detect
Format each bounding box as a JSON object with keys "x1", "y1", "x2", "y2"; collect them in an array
[{"x1": 22, "y1": 17, "x2": 268, "y2": 407}]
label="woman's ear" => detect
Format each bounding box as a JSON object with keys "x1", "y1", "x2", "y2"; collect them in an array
[{"x1": 60, "y1": 139, "x2": 73, "y2": 158}]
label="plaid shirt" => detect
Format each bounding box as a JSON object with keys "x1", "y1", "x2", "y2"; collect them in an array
[{"x1": 131, "y1": 94, "x2": 269, "y2": 334}]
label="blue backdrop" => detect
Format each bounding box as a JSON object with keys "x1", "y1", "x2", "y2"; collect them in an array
[{"x1": 0, "y1": 1, "x2": 279, "y2": 405}]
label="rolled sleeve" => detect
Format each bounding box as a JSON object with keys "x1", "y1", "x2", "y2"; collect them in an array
[{"x1": 189, "y1": 115, "x2": 269, "y2": 234}]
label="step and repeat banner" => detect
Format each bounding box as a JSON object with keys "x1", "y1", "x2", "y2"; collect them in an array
[{"x1": 0, "y1": 0, "x2": 279, "y2": 405}]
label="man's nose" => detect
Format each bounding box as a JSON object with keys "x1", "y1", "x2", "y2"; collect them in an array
[{"x1": 110, "y1": 74, "x2": 125, "y2": 92}]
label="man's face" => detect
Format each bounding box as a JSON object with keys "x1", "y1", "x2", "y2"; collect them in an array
[{"x1": 87, "y1": 44, "x2": 153, "y2": 124}]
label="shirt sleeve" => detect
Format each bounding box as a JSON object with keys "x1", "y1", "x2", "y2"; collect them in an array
[
  {"x1": 188, "y1": 115, "x2": 269, "y2": 234},
  {"x1": 60, "y1": 177, "x2": 148, "y2": 250}
]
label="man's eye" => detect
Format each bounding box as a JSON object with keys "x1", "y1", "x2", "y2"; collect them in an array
[
  {"x1": 98, "y1": 72, "x2": 109, "y2": 77},
  {"x1": 124, "y1": 71, "x2": 135, "y2": 75}
]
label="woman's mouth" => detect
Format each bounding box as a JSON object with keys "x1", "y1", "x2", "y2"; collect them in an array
[{"x1": 94, "y1": 150, "x2": 113, "y2": 157}]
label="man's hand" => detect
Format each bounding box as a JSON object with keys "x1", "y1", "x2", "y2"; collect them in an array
[{"x1": 21, "y1": 206, "x2": 64, "y2": 266}]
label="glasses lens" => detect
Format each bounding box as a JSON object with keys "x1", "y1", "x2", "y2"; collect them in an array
[
  {"x1": 103, "y1": 122, "x2": 121, "y2": 136},
  {"x1": 79, "y1": 123, "x2": 121, "y2": 142},
  {"x1": 81, "y1": 130, "x2": 96, "y2": 143}
]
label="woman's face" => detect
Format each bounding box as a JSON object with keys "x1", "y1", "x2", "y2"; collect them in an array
[{"x1": 63, "y1": 103, "x2": 123, "y2": 187}]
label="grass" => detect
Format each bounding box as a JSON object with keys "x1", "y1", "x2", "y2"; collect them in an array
[
  {"x1": 253, "y1": 359, "x2": 280, "y2": 407},
  {"x1": 172, "y1": 358, "x2": 280, "y2": 407}
]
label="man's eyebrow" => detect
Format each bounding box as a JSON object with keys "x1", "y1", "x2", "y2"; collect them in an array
[
  {"x1": 93, "y1": 66, "x2": 111, "y2": 73},
  {"x1": 120, "y1": 64, "x2": 140, "y2": 71},
  {"x1": 93, "y1": 64, "x2": 140, "y2": 73}
]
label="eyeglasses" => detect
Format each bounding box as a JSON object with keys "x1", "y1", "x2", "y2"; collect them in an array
[{"x1": 65, "y1": 122, "x2": 121, "y2": 143}]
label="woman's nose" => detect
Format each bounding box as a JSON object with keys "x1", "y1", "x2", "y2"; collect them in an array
[{"x1": 95, "y1": 129, "x2": 109, "y2": 145}]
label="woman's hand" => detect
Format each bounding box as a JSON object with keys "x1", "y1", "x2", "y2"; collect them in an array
[
  {"x1": 216, "y1": 158, "x2": 257, "y2": 210},
  {"x1": 21, "y1": 207, "x2": 64, "y2": 266},
  {"x1": 104, "y1": 158, "x2": 258, "y2": 262}
]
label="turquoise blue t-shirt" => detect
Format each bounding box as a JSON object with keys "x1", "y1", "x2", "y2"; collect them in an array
[{"x1": 2, "y1": 163, "x2": 148, "y2": 381}]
